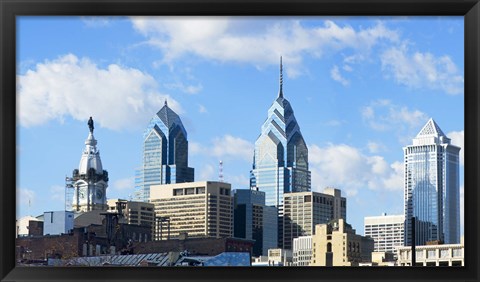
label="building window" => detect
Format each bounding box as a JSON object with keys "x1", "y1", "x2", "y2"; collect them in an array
[
  {"x1": 173, "y1": 189, "x2": 184, "y2": 196},
  {"x1": 440, "y1": 249, "x2": 449, "y2": 258},
  {"x1": 453, "y1": 249, "x2": 462, "y2": 257}
]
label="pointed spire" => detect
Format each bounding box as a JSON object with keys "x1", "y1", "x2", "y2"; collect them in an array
[
  {"x1": 416, "y1": 118, "x2": 446, "y2": 138},
  {"x1": 164, "y1": 99, "x2": 168, "y2": 107},
  {"x1": 278, "y1": 56, "x2": 283, "y2": 99}
]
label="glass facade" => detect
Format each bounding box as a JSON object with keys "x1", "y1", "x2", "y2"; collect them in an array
[
  {"x1": 234, "y1": 189, "x2": 277, "y2": 256},
  {"x1": 403, "y1": 119, "x2": 460, "y2": 245},
  {"x1": 250, "y1": 59, "x2": 311, "y2": 248},
  {"x1": 135, "y1": 101, "x2": 194, "y2": 202}
]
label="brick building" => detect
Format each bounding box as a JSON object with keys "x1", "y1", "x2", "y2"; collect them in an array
[
  {"x1": 132, "y1": 235, "x2": 254, "y2": 256},
  {"x1": 16, "y1": 217, "x2": 152, "y2": 264}
]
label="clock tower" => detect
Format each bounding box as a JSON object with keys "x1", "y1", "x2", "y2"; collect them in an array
[{"x1": 72, "y1": 117, "x2": 109, "y2": 212}]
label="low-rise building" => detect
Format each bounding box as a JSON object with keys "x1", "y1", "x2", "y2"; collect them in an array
[
  {"x1": 43, "y1": 211, "x2": 74, "y2": 236},
  {"x1": 293, "y1": 236, "x2": 312, "y2": 266},
  {"x1": 267, "y1": 248, "x2": 293, "y2": 266},
  {"x1": 359, "y1": 252, "x2": 397, "y2": 266},
  {"x1": 364, "y1": 213, "x2": 404, "y2": 254},
  {"x1": 132, "y1": 235, "x2": 254, "y2": 256},
  {"x1": 107, "y1": 199, "x2": 155, "y2": 227},
  {"x1": 16, "y1": 216, "x2": 42, "y2": 238},
  {"x1": 16, "y1": 214, "x2": 152, "y2": 264},
  {"x1": 396, "y1": 236, "x2": 464, "y2": 266},
  {"x1": 311, "y1": 219, "x2": 374, "y2": 266}
]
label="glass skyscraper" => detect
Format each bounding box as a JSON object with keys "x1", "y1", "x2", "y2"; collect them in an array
[
  {"x1": 403, "y1": 118, "x2": 460, "y2": 246},
  {"x1": 234, "y1": 188, "x2": 277, "y2": 256},
  {"x1": 250, "y1": 58, "x2": 311, "y2": 248},
  {"x1": 134, "y1": 101, "x2": 194, "y2": 202}
]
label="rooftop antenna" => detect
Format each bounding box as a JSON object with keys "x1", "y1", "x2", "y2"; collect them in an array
[
  {"x1": 278, "y1": 56, "x2": 284, "y2": 98},
  {"x1": 219, "y1": 160, "x2": 224, "y2": 182}
]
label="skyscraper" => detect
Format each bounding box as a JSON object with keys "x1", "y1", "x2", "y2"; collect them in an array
[
  {"x1": 149, "y1": 181, "x2": 233, "y2": 240},
  {"x1": 135, "y1": 101, "x2": 194, "y2": 202},
  {"x1": 234, "y1": 188, "x2": 277, "y2": 256},
  {"x1": 403, "y1": 118, "x2": 460, "y2": 245},
  {"x1": 250, "y1": 57, "x2": 311, "y2": 248}
]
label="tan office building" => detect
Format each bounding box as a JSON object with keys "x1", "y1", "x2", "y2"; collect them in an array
[
  {"x1": 149, "y1": 181, "x2": 233, "y2": 240},
  {"x1": 283, "y1": 188, "x2": 346, "y2": 250},
  {"x1": 311, "y1": 219, "x2": 374, "y2": 266},
  {"x1": 106, "y1": 199, "x2": 155, "y2": 227}
]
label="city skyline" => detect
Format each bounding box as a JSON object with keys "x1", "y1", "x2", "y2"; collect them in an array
[{"x1": 16, "y1": 16, "x2": 464, "y2": 236}]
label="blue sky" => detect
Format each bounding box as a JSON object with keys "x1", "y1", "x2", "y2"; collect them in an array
[{"x1": 16, "y1": 16, "x2": 464, "y2": 236}]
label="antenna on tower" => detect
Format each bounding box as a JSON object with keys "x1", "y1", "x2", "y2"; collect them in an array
[{"x1": 219, "y1": 160, "x2": 224, "y2": 182}]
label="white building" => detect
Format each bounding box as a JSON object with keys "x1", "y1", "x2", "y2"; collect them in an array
[
  {"x1": 71, "y1": 118, "x2": 109, "y2": 212},
  {"x1": 397, "y1": 236, "x2": 464, "y2": 266},
  {"x1": 364, "y1": 213, "x2": 404, "y2": 253},
  {"x1": 43, "y1": 211, "x2": 74, "y2": 236},
  {"x1": 267, "y1": 248, "x2": 293, "y2": 266},
  {"x1": 16, "y1": 216, "x2": 41, "y2": 237},
  {"x1": 403, "y1": 118, "x2": 460, "y2": 245},
  {"x1": 292, "y1": 236, "x2": 312, "y2": 266}
]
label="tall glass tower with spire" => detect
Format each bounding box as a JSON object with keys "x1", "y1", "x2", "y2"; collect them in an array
[
  {"x1": 250, "y1": 57, "x2": 311, "y2": 248},
  {"x1": 134, "y1": 101, "x2": 194, "y2": 202},
  {"x1": 403, "y1": 118, "x2": 460, "y2": 246}
]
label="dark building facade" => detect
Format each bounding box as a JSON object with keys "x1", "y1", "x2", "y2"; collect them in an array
[
  {"x1": 132, "y1": 236, "x2": 254, "y2": 257},
  {"x1": 234, "y1": 189, "x2": 277, "y2": 256},
  {"x1": 16, "y1": 218, "x2": 152, "y2": 264}
]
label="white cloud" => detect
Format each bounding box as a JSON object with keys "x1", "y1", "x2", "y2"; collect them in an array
[
  {"x1": 50, "y1": 185, "x2": 65, "y2": 201},
  {"x1": 16, "y1": 188, "x2": 36, "y2": 208},
  {"x1": 361, "y1": 100, "x2": 428, "y2": 143},
  {"x1": 199, "y1": 164, "x2": 215, "y2": 180},
  {"x1": 211, "y1": 135, "x2": 254, "y2": 162},
  {"x1": 198, "y1": 104, "x2": 208, "y2": 114},
  {"x1": 195, "y1": 135, "x2": 253, "y2": 162},
  {"x1": 309, "y1": 143, "x2": 403, "y2": 196},
  {"x1": 448, "y1": 130, "x2": 464, "y2": 166},
  {"x1": 189, "y1": 141, "x2": 203, "y2": 155},
  {"x1": 130, "y1": 17, "x2": 399, "y2": 76},
  {"x1": 381, "y1": 44, "x2": 463, "y2": 95},
  {"x1": 367, "y1": 141, "x2": 386, "y2": 154},
  {"x1": 17, "y1": 54, "x2": 181, "y2": 131},
  {"x1": 164, "y1": 81, "x2": 203, "y2": 94},
  {"x1": 330, "y1": 65, "x2": 349, "y2": 86},
  {"x1": 112, "y1": 177, "x2": 135, "y2": 191}
]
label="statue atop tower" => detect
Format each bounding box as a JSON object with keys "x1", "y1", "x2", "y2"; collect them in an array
[
  {"x1": 88, "y1": 116, "x2": 94, "y2": 133},
  {"x1": 71, "y1": 117, "x2": 108, "y2": 212}
]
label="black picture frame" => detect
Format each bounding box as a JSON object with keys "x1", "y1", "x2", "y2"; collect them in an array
[{"x1": 1, "y1": 0, "x2": 479, "y2": 281}]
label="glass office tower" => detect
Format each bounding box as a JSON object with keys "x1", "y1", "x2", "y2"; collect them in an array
[
  {"x1": 134, "y1": 101, "x2": 194, "y2": 202},
  {"x1": 403, "y1": 118, "x2": 460, "y2": 245},
  {"x1": 234, "y1": 189, "x2": 277, "y2": 256},
  {"x1": 250, "y1": 58, "x2": 311, "y2": 248}
]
